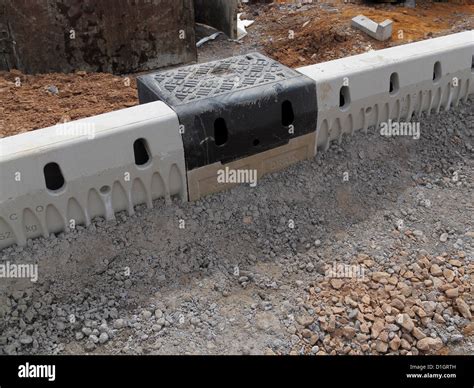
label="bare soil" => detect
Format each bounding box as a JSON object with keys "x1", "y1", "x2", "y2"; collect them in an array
[
  {"x1": 255, "y1": 1, "x2": 474, "y2": 67},
  {"x1": 0, "y1": 71, "x2": 137, "y2": 138}
]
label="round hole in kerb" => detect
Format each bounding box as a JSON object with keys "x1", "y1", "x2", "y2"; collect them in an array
[
  {"x1": 433, "y1": 61, "x2": 442, "y2": 82},
  {"x1": 389, "y1": 72, "x2": 399, "y2": 95},
  {"x1": 100, "y1": 185, "x2": 111, "y2": 195},
  {"x1": 365, "y1": 107, "x2": 373, "y2": 114},
  {"x1": 43, "y1": 162, "x2": 65, "y2": 191},
  {"x1": 253, "y1": 139, "x2": 260, "y2": 147},
  {"x1": 339, "y1": 86, "x2": 350, "y2": 109}
]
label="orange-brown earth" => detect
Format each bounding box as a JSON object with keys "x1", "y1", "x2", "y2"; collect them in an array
[
  {"x1": 259, "y1": 1, "x2": 473, "y2": 66},
  {"x1": 0, "y1": 71, "x2": 137, "y2": 138}
]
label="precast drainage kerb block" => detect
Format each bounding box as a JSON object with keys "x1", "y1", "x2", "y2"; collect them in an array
[{"x1": 137, "y1": 53, "x2": 317, "y2": 171}]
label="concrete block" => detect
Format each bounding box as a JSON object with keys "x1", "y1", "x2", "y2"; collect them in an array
[
  {"x1": 0, "y1": 102, "x2": 187, "y2": 249},
  {"x1": 0, "y1": 0, "x2": 196, "y2": 74},
  {"x1": 351, "y1": 15, "x2": 393, "y2": 41},
  {"x1": 187, "y1": 133, "x2": 315, "y2": 201}
]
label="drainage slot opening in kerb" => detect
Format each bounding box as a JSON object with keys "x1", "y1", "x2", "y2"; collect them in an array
[
  {"x1": 281, "y1": 100, "x2": 295, "y2": 127},
  {"x1": 134, "y1": 138, "x2": 151, "y2": 166},
  {"x1": 471, "y1": 55, "x2": 474, "y2": 72},
  {"x1": 433, "y1": 61, "x2": 442, "y2": 82},
  {"x1": 214, "y1": 118, "x2": 228, "y2": 146},
  {"x1": 339, "y1": 86, "x2": 350, "y2": 109},
  {"x1": 389, "y1": 72, "x2": 399, "y2": 95},
  {"x1": 44, "y1": 162, "x2": 65, "y2": 191}
]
